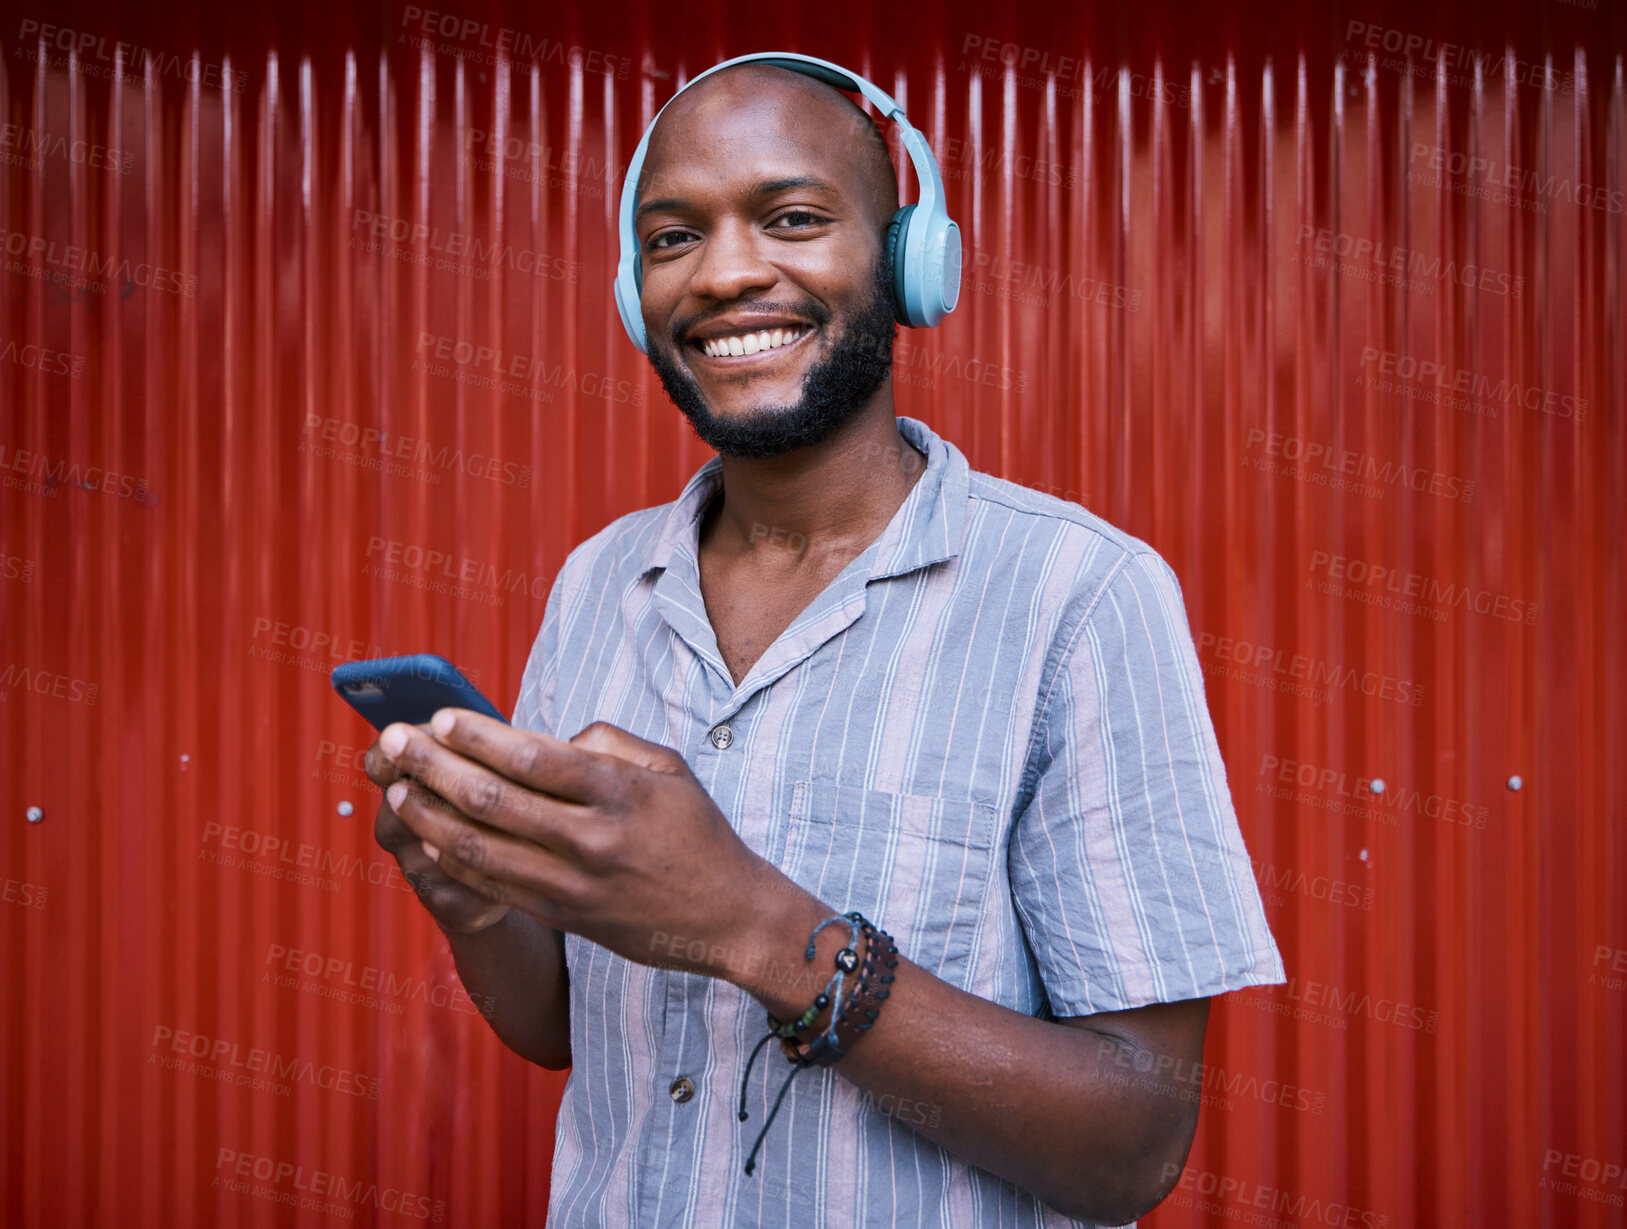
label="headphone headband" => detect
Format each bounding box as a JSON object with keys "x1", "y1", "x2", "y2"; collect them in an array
[{"x1": 613, "y1": 51, "x2": 961, "y2": 353}]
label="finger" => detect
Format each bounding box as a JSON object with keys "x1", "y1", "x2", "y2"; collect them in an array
[
  {"x1": 429, "y1": 846, "x2": 553, "y2": 934},
  {"x1": 392, "y1": 816, "x2": 511, "y2": 927},
  {"x1": 567, "y1": 720, "x2": 688, "y2": 775},
  {"x1": 363, "y1": 738, "x2": 402, "y2": 788},
  {"x1": 439, "y1": 896, "x2": 513, "y2": 935},
  {"x1": 380, "y1": 723, "x2": 586, "y2": 849},
  {"x1": 386, "y1": 778, "x2": 576, "y2": 912},
  {"x1": 375, "y1": 792, "x2": 509, "y2": 892},
  {"x1": 426, "y1": 709, "x2": 621, "y2": 804},
  {"x1": 423, "y1": 838, "x2": 516, "y2": 907},
  {"x1": 364, "y1": 720, "x2": 435, "y2": 787},
  {"x1": 374, "y1": 793, "x2": 433, "y2": 857}
]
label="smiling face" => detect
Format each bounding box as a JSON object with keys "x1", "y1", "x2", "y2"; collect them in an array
[{"x1": 634, "y1": 65, "x2": 901, "y2": 458}]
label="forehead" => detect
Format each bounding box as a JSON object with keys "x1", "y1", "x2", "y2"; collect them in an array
[{"x1": 638, "y1": 70, "x2": 875, "y2": 207}]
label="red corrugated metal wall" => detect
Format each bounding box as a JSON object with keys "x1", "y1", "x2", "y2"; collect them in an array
[{"x1": 2, "y1": 0, "x2": 1622, "y2": 1224}]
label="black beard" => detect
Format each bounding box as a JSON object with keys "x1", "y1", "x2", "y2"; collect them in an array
[{"x1": 645, "y1": 252, "x2": 897, "y2": 459}]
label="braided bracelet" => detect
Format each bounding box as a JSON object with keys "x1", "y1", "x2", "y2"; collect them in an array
[
  {"x1": 737, "y1": 910, "x2": 881, "y2": 1176},
  {"x1": 788, "y1": 915, "x2": 877, "y2": 1064},
  {"x1": 790, "y1": 915, "x2": 898, "y2": 1068}
]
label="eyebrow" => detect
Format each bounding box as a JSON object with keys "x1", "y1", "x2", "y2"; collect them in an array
[{"x1": 635, "y1": 175, "x2": 842, "y2": 221}]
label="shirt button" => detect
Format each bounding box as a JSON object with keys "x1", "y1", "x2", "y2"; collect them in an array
[
  {"x1": 669, "y1": 1076, "x2": 695, "y2": 1103},
  {"x1": 709, "y1": 724, "x2": 733, "y2": 750}
]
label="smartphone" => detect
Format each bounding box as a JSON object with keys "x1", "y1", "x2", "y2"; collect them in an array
[{"x1": 330, "y1": 654, "x2": 508, "y2": 731}]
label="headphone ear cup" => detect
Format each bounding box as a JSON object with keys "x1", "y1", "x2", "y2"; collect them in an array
[
  {"x1": 885, "y1": 206, "x2": 912, "y2": 325},
  {"x1": 614, "y1": 250, "x2": 648, "y2": 354}
]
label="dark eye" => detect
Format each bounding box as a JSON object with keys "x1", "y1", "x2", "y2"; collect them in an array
[
  {"x1": 771, "y1": 210, "x2": 824, "y2": 229},
  {"x1": 647, "y1": 229, "x2": 696, "y2": 251}
]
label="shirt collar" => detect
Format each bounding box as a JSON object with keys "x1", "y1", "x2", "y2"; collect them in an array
[{"x1": 641, "y1": 414, "x2": 967, "y2": 584}]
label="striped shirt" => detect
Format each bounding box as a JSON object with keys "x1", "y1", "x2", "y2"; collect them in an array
[{"x1": 512, "y1": 414, "x2": 1285, "y2": 1228}]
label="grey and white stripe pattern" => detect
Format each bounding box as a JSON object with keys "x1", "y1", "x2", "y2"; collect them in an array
[{"x1": 512, "y1": 415, "x2": 1285, "y2": 1228}]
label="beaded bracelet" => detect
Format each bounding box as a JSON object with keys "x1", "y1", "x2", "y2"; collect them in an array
[
  {"x1": 789, "y1": 915, "x2": 876, "y2": 1064},
  {"x1": 833, "y1": 923, "x2": 898, "y2": 1057},
  {"x1": 763, "y1": 912, "x2": 861, "y2": 1041},
  {"x1": 790, "y1": 915, "x2": 897, "y2": 1068},
  {"x1": 738, "y1": 910, "x2": 889, "y2": 1176}
]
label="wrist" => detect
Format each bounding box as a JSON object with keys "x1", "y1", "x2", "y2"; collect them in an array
[
  {"x1": 732, "y1": 906, "x2": 899, "y2": 1178},
  {"x1": 724, "y1": 876, "x2": 840, "y2": 1024}
]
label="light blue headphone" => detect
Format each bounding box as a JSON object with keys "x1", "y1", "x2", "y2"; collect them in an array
[{"x1": 613, "y1": 51, "x2": 962, "y2": 354}]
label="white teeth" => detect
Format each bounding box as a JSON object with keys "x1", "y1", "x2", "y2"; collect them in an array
[{"x1": 701, "y1": 326, "x2": 807, "y2": 357}]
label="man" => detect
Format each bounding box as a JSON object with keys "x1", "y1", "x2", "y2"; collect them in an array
[{"x1": 364, "y1": 59, "x2": 1284, "y2": 1227}]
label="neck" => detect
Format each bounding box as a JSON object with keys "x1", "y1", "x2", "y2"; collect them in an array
[{"x1": 698, "y1": 389, "x2": 927, "y2": 567}]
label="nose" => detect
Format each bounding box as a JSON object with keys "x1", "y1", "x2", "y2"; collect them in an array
[{"x1": 684, "y1": 217, "x2": 777, "y2": 304}]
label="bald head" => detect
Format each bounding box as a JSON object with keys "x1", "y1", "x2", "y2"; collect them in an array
[{"x1": 641, "y1": 63, "x2": 900, "y2": 238}]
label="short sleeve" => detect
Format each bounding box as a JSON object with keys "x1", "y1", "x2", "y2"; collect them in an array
[
  {"x1": 511, "y1": 569, "x2": 567, "y2": 737},
  {"x1": 1009, "y1": 549, "x2": 1286, "y2": 1016}
]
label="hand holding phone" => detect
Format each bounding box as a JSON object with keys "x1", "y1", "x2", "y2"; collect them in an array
[
  {"x1": 333, "y1": 654, "x2": 513, "y2": 934},
  {"x1": 364, "y1": 738, "x2": 513, "y2": 935}
]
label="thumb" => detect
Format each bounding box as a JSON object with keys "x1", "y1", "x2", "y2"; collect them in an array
[{"x1": 568, "y1": 720, "x2": 686, "y2": 774}]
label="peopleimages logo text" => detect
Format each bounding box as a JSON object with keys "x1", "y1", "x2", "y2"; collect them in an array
[
  {"x1": 0, "y1": 122, "x2": 133, "y2": 175},
  {"x1": 1244, "y1": 428, "x2": 1474, "y2": 502},
  {"x1": 1298, "y1": 226, "x2": 1522, "y2": 299},
  {"x1": 1161, "y1": 1165, "x2": 1391, "y2": 1229},
  {"x1": 14, "y1": 18, "x2": 249, "y2": 93},
  {"x1": 415, "y1": 332, "x2": 639, "y2": 406},
  {"x1": 1197, "y1": 631, "x2": 1426, "y2": 706},
  {"x1": 151, "y1": 1024, "x2": 382, "y2": 1099},
  {"x1": 1358, "y1": 348, "x2": 1587, "y2": 423},
  {"x1": 1343, "y1": 20, "x2": 1575, "y2": 95},
  {"x1": 1, "y1": 226, "x2": 197, "y2": 297},
  {"x1": 0, "y1": 442, "x2": 155, "y2": 502},
  {"x1": 215, "y1": 1148, "x2": 445, "y2": 1222},
  {"x1": 365, "y1": 534, "x2": 551, "y2": 601},
  {"x1": 1259, "y1": 754, "x2": 1489, "y2": 832},
  {"x1": 958, "y1": 35, "x2": 1194, "y2": 107},
  {"x1": 263, "y1": 943, "x2": 491, "y2": 1017},
  {"x1": 398, "y1": 6, "x2": 632, "y2": 77},
  {"x1": 1309, "y1": 550, "x2": 1538, "y2": 626},
  {"x1": 1409, "y1": 144, "x2": 1625, "y2": 217},
  {"x1": 349, "y1": 210, "x2": 579, "y2": 283}
]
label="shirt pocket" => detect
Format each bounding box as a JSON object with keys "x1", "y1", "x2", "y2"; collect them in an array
[{"x1": 780, "y1": 780, "x2": 1001, "y2": 992}]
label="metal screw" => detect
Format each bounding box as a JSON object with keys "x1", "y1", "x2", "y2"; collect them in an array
[
  {"x1": 26, "y1": 806, "x2": 44, "y2": 823},
  {"x1": 1507, "y1": 775, "x2": 1523, "y2": 791},
  {"x1": 338, "y1": 801, "x2": 354, "y2": 817},
  {"x1": 1369, "y1": 778, "x2": 1386, "y2": 795}
]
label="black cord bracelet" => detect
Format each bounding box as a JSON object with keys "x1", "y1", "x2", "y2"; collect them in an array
[{"x1": 738, "y1": 910, "x2": 887, "y2": 1177}]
